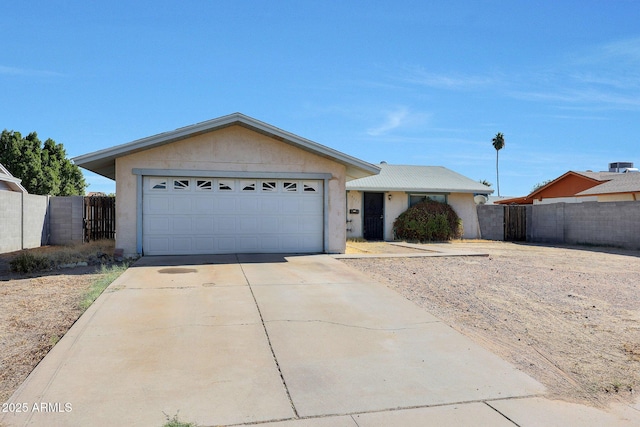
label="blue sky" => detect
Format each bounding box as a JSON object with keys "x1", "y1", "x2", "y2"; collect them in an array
[{"x1": 3, "y1": 1, "x2": 640, "y2": 197}]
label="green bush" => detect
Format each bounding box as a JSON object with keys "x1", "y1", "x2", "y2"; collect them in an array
[
  {"x1": 393, "y1": 200, "x2": 462, "y2": 242},
  {"x1": 10, "y1": 252, "x2": 51, "y2": 273}
]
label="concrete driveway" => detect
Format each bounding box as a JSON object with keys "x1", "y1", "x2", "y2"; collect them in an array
[{"x1": 3, "y1": 254, "x2": 637, "y2": 426}]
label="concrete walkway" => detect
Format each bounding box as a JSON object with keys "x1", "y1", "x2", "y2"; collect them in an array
[{"x1": 2, "y1": 254, "x2": 638, "y2": 426}]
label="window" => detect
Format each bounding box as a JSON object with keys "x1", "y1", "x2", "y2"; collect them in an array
[
  {"x1": 241, "y1": 180, "x2": 256, "y2": 191},
  {"x1": 262, "y1": 181, "x2": 277, "y2": 192},
  {"x1": 150, "y1": 178, "x2": 167, "y2": 190},
  {"x1": 196, "y1": 180, "x2": 213, "y2": 190},
  {"x1": 218, "y1": 180, "x2": 234, "y2": 191},
  {"x1": 283, "y1": 182, "x2": 297, "y2": 192},
  {"x1": 409, "y1": 194, "x2": 447, "y2": 207},
  {"x1": 174, "y1": 179, "x2": 190, "y2": 190},
  {"x1": 303, "y1": 181, "x2": 318, "y2": 192}
]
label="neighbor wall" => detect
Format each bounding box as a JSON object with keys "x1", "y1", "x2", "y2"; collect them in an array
[
  {"x1": 530, "y1": 201, "x2": 640, "y2": 249},
  {"x1": 49, "y1": 196, "x2": 84, "y2": 245},
  {"x1": 476, "y1": 204, "x2": 504, "y2": 241},
  {"x1": 0, "y1": 192, "x2": 50, "y2": 253},
  {"x1": 477, "y1": 201, "x2": 640, "y2": 249}
]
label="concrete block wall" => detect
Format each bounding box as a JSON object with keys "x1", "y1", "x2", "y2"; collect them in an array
[
  {"x1": 0, "y1": 192, "x2": 50, "y2": 253},
  {"x1": 49, "y1": 196, "x2": 84, "y2": 245},
  {"x1": 563, "y1": 202, "x2": 640, "y2": 249},
  {"x1": 0, "y1": 192, "x2": 24, "y2": 253},
  {"x1": 476, "y1": 204, "x2": 504, "y2": 240},
  {"x1": 513, "y1": 201, "x2": 640, "y2": 250},
  {"x1": 22, "y1": 194, "x2": 50, "y2": 248}
]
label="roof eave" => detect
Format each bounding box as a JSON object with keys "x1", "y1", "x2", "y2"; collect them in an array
[
  {"x1": 73, "y1": 113, "x2": 380, "y2": 181},
  {"x1": 346, "y1": 186, "x2": 494, "y2": 194}
]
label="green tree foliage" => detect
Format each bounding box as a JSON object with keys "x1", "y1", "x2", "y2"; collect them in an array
[
  {"x1": 0, "y1": 130, "x2": 86, "y2": 195},
  {"x1": 393, "y1": 200, "x2": 462, "y2": 242}
]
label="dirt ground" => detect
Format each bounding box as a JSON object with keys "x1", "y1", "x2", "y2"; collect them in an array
[
  {"x1": 0, "y1": 243, "x2": 115, "y2": 403},
  {"x1": 343, "y1": 241, "x2": 640, "y2": 408}
]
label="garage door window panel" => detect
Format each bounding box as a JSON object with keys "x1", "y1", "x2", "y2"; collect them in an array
[
  {"x1": 218, "y1": 180, "x2": 234, "y2": 191},
  {"x1": 174, "y1": 179, "x2": 190, "y2": 190},
  {"x1": 197, "y1": 180, "x2": 213, "y2": 191}
]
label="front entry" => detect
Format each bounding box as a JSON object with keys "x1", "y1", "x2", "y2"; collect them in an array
[{"x1": 363, "y1": 192, "x2": 384, "y2": 240}]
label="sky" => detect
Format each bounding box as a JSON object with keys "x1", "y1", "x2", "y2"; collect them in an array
[{"x1": 2, "y1": 1, "x2": 640, "y2": 197}]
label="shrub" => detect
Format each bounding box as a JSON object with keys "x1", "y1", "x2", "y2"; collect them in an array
[
  {"x1": 393, "y1": 200, "x2": 462, "y2": 242},
  {"x1": 10, "y1": 252, "x2": 51, "y2": 273}
]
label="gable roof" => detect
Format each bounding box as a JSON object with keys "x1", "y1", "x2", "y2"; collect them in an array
[
  {"x1": 496, "y1": 169, "x2": 640, "y2": 204},
  {"x1": 346, "y1": 164, "x2": 493, "y2": 194},
  {"x1": 576, "y1": 172, "x2": 640, "y2": 196},
  {"x1": 0, "y1": 163, "x2": 27, "y2": 193},
  {"x1": 73, "y1": 113, "x2": 380, "y2": 181}
]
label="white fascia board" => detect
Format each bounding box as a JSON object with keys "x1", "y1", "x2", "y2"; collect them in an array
[{"x1": 346, "y1": 186, "x2": 494, "y2": 194}]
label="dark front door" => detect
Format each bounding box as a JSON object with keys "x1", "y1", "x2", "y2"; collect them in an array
[{"x1": 363, "y1": 192, "x2": 384, "y2": 240}]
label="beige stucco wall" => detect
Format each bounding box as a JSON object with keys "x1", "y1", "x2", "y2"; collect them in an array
[
  {"x1": 346, "y1": 190, "x2": 363, "y2": 239},
  {"x1": 596, "y1": 193, "x2": 640, "y2": 202},
  {"x1": 115, "y1": 125, "x2": 347, "y2": 256},
  {"x1": 346, "y1": 191, "x2": 482, "y2": 241},
  {"x1": 447, "y1": 193, "x2": 480, "y2": 239}
]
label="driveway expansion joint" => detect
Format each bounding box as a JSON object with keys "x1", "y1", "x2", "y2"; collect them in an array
[{"x1": 237, "y1": 255, "x2": 300, "y2": 419}]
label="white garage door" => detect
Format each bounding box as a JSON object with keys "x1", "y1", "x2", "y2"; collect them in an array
[{"x1": 142, "y1": 177, "x2": 324, "y2": 255}]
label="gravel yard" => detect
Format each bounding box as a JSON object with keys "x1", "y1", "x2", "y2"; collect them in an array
[
  {"x1": 0, "y1": 242, "x2": 118, "y2": 403},
  {"x1": 343, "y1": 241, "x2": 640, "y2": 408}
]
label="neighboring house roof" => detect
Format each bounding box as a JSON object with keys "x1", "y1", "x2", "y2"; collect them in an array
[
  {"x1": 346, "y1": 164, "x2": 493, "y2": 194},
  {"x1": 576, "y1": 172, "x2": 640, "y2": 196},
  {"x1": 0, "y1": 163, "x2": 27, "y2": 193},
  {"x1": 495, "y1": 169, "x2": 640, "y2": 204},
  {"x1": 73, "y1": 112, "x2": 380, "y2": 181}
]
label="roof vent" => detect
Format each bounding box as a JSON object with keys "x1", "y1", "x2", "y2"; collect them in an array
[
  {"x1": 380, "y1": 161, "x2": 387, "y2": 164},
  {"x1": 609, "y1": 162, "x2": 634, "y2": 172}
]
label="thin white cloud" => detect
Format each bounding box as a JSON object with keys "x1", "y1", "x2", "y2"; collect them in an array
[
  {"x1": 402, "y1": 66, "x2": 495, "y2": 89},
  {"x1": 366, "y1": 107, "x2": 430, "y2": 136}
]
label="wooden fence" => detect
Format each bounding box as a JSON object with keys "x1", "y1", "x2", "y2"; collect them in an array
[{"x1": 84, "y1": 196, "x2": 116, "y2": 241}]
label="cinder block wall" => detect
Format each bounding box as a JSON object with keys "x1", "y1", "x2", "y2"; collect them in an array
[
  {"x1": 49, "y1": 196, "x2": 84, "y2": 245},
  {"x1": 0, "y1": 192, "x2": 24, "y2": 253},
  {"x1": 476, "y1": 204, "x2": 504, "y2": 240},
  {"x1": 22, "y1": 194, "x2": 50, "y2": 248},
  {"x1": 524, "y1": 201, "x2": 640, "y2": 249}
]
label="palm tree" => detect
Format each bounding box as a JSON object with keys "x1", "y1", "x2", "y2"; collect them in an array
[{"x1": 492, "y1": 132, "x2": 505, "y2": 196}]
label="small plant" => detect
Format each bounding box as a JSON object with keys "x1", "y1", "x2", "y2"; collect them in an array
[
  {"x1": 393, "y1": 200, "x2": 462, "y2": 242},
  {"x1": 78, "y1": 263, "x2": 129, "y2": 311},
  {"x1": 162, "y1": 412, "x2": 198, "y2": 427},
  {"x1": 10, "y1": 252, "x2": 51, "y2": 273}
]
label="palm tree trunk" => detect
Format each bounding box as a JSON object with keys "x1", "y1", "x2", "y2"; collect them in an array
[{"x1": 496, "y1": 150, "x2": 500, "y2": 197}]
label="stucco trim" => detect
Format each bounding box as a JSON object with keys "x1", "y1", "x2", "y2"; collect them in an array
[
  {"x1": 131, "y1": 168, "x2": 332, "y2": 180},
  {"x1": 136, "y1": 174, "x2": 143, "y2": 254}
]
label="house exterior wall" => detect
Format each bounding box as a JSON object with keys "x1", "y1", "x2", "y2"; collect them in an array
[
  {"x1": 346, "y1": 191, "x2": 481, "y2": 241},
  {"x1": 448, "y1": 193, "x2": 480, "y2": 239},
  {"x1": 534, "y1": 196, "x2": 597, "y2": 204},
  {"x1": 534, "y1": 174, "x2": 599, "y2": 202},
  {"x1": 596, "y1": 193, "x2": 640, "y2": 202},
  {"x1": 115, "y1": 125, "x2": 347, "y2": 256},
  {"x1": 346, "y1": 190, "x2": 362, "y2": 239},
  {"x1": 384, "y1": 191, "x2": 408, "y2": 240}
]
